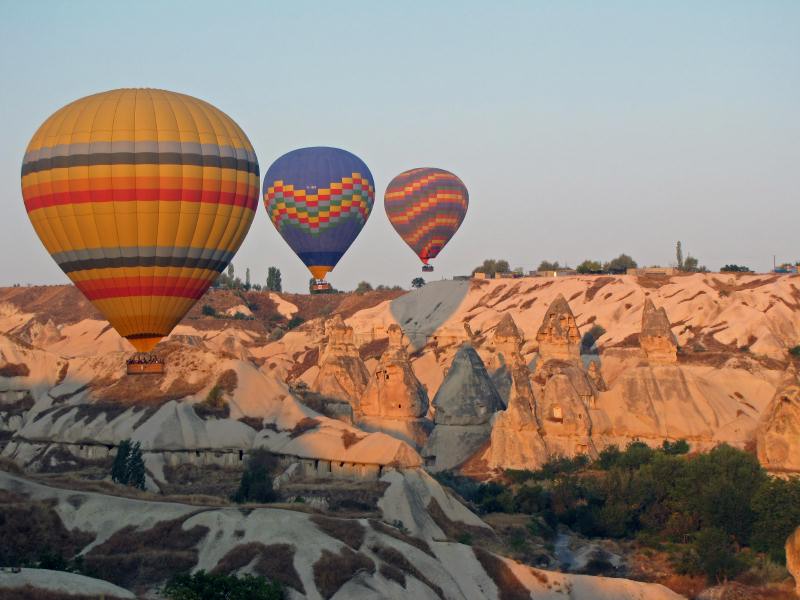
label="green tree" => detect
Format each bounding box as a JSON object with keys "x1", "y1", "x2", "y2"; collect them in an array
[
  {"x1": 678, "y1": 444, "x2": 766, "y2": 545},
  {"x1": 694, "y1": 527, "x2": 745, "y2": 583},
  {"x1": 266, "y1": 267, "x2": 282, "y2": 292},
  {"x1": 111, "y1": 439, "x2": 146, "y2": 489},
  {"x1": 683, "y1": 255, "x2": 699, "y2": 271},
  {"x1": 111, "y1": 439, "x2": 131, "y2": 484},
  {"x1": 411, "y1": 277, "x2": 425, "y2": 288},
  {"x1": 603, "y1": 254, "x2": 637, "y2": 273},
  {"x1": 676, "y1": 241, "x2": 684, "y2": 270},
  {"x1": 721, "y1": 264, "x2": 751, "y2": 273},
  {"x1": 750, "y1": 477, "x2": 800, "y2": 562},
  {"x1": 355, "y1": 281, "x2": 373, "y2": 293},
  {"x1": 245, "y1": 267, "x2": 251, "y2": 290},
  {"x1": 127, "y1": 441, "x2": 146, "y2": 490},
  {"x1": 233, "y1": 449, "x2": 278, "y2": 503},
  {"x1": 201, "y1": 304, "x2": 216, "y2": 317},
  {"x1": 227, "y1": 264, "x2": 234, "y2": 279},
  {"x1": 473, "y1": 259, "x2": 511, "y2": 277},
  {"x1": 537, "y1": 260, "x2": 560, "y2": 271},
  {"x1": 576, "y1": 260, "x2": 602, "y2": 274},
  {"x1": 662, "y1": 439, "x2": 690, "y2": 455},
  {"x1": 163, "y1": 570, "x2": 284, "y2": 600}
]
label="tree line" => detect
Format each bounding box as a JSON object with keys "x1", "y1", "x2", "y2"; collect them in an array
[{"x1": 437, "y1": 442, "x2": 800, "y2": 584}]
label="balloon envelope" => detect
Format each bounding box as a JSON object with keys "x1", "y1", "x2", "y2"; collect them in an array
[
  {"x1": 21, "y1": 88, "x2": 259, "y2": 352},
  {"x1": 263, "y1": 147, "x2": 374, "y2": 280},
  {"x1": 384, "y1": 168, "x2": 468, "y2": 264}
]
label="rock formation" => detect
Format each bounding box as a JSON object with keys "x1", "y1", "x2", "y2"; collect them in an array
[
  {"x1": 587, "y1": 360, "x2": 607, "y2": 391},
  {"x1": 534, "y1": 359, "x2": 597, "y2": 458},
  {"x1": 311, "y1": 315, "x2": 369, "y2": 411},
  {"x1": 788, "y1": 526, "x2": 800, "y2": 596},
  {"x1": 531, "y1": 296, "x2": 598, "y2": 459},
  {"x1": 422, "y1": 345, "x2": 503, "y2": 470},
  {"x1": 484, "y1": 313, "x2": 526, "y2": 406},
  {"x1": 640, "y1": 298, "x2": 678, "y2": 364},
  {"x1": 535, "y1": 294, "x2": 581, "y2": 363},
  {"x1": 482, "y1": 315, "x2": 549, "y2": 469},
  {"x1": 358, "y1": 324, "x2": 433, "y2": 447},
  {"x1": 756, "y1": 367, "x2": 800, "y2": 473}
]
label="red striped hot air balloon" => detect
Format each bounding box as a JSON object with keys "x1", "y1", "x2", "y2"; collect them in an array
[
  {"x1": 384, "y1": 168, "x2": 468, "y2": 272},
  {"x1": 20, "y1": 89, "x2": 259, "y2": 365}
]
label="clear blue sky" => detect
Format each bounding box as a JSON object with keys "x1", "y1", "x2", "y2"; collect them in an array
[{"x1": 1, "y1": 1, "x2": 798, "y2": 292}]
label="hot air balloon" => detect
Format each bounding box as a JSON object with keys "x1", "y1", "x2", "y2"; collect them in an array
[
  {"x1": 384, "y1": 168, "x2": 468, "y2": 272},
  {"x1": 263, "y1": 147, "x2": 375, "y2": 293},
  {"x1": 20, "y1": 89, "x2": 259, "y2": 370}
]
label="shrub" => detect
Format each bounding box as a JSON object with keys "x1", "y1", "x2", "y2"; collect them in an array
[
  {"x1": 163, "y1": 570, "x2": 284, "y2": 600},
  {"x1": 287, "y1": 316, "x2": 304, "y2": 330},
  {"x1": 662, "y1": 439, "x2": 690, "y2": 455},
  {"x1": 750, "y1": 476, "x2": 800, "y2": 562},
  {"x1": 576, "y1": 260, "x2": 602, "y2": 274},
  {"x1": 694, "y1": 527, "x2": 746, "y2": 583},
  {"x1": 789, "y1": 345, "x2": 800, "y2": 357},
  {"x1": 201, "y1": 304, "x2": 216, "y2": 317},
  {"x1": 512, "y1": 484, "x2": 550, "y2": 514},
  {"x1": 232, "y1": 449, "x2": 278, "y2": 504},
  {"x1": 355, "y1": 281, "x2": 373, "y2": 293}
]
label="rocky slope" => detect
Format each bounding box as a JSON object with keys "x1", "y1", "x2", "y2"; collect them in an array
[
  {"x1": 1, "y1": 273, "x2": 799, "y2": 476},
  {"x1": 0, "y1": 471, "x2": 684, "y2": 600}
]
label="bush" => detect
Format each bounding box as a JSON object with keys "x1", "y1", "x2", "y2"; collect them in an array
[
  {"x1": 789, "y1": 345, "x2": 800, "y2": 357},
  {"x1": 694, "y1": 527, "x2": 746, "y2": 583},
  {"x1": 662, "y1": 439, "x2": 690, "y2": 455},
  {"x1": 354, "y1": 281, "x2": 373, "y2": 293},
  {"x1": 473, "y1": 259, "x2": 511, "y2": 277},
  {"x1": 537, "y1": 260, "x2": 560, "y2": 271},
  {"x1": 233, "y1": 449, "x2": 278, "y2": 504},
  {"x1": 603, "y1": 254, "x2": 637, "y2": 273},
  {"x1": 201, "y1": 304, "x2": 216, "y2": 317},
  {"x1": 576, "y1": 260, "x2": 602, "y2": 274},
  {"x1": 163, "y1": 570, "x2": 284, "y2": 600},
  {"x1": 512, "y1": 484, "x2": 550, "y2": 514},
  {"x1": 721, "y1": 264, "x2": 751, "y2": 273},
  {"x1": 287, "y1": 316, "x2": 304, "y2": 330},
  {"x1": 594, "y1": 445, "x2": 622, "y2": 470},
  {"x1": 750, "y1": 477, "x2": 800, "y2": 563}
]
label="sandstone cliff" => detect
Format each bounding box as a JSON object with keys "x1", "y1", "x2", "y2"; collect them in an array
[
  {"x1": 756, "y1": 367, "x2": 800, "y2": 473},
  {"x1": 788, "y1": 526, "x2": 800, "y2": 596}
]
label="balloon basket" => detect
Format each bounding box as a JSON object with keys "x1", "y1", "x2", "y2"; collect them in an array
[
  {"x1": 422, "y1": 265, "x2": 434, "y2": 272},
  {"x1": 309, "y1": 280, "x2": 333, "y2": 294},
  {"x1": 126, "y1": 353, "x2": 165, "y2": 375}
]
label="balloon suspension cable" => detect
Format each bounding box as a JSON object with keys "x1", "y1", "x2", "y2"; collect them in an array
[
  {"x1": 126, "y1": 352, "x2": 164, "y2": 366},
  {"x1": 126, "y1": 351, "x2": 165, "y2": 375}
]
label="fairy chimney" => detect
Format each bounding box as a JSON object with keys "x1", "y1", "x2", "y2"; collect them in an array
[
  {"x1": 640, "y1": 299, "x2": 678, "y2": 364},
  {"x1": 312, "y1": 315, "x2": 369, "y2": 410},
  {"x1": 536, "y1": 295, "x2": 581, "y2": 362},
  {"x1": 360, "y1": 325, "x2": 428, "y2": 420}
]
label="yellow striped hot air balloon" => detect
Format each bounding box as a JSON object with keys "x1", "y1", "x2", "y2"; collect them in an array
[{"x1": 20, "y1": 88, "x2": 259, "y2": 353}]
